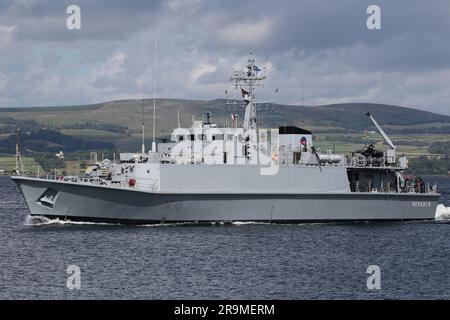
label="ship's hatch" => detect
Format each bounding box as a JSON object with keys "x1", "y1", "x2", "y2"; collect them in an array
[{"x1": 37, "y1": 188, "x2": 59, "y2": 208}]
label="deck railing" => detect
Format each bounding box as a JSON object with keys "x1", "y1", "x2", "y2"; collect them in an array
[{"x1": 15, "y1": 170, "x2": 160, "y2": 192}]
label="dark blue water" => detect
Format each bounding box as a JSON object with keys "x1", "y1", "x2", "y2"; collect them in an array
[{"x1": 0, "y1": 176, "x2": 449, "y2": 299}]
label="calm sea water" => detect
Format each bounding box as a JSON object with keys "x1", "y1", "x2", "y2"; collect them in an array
[{"x1": 0, "y1": 175, "x2": 449, "y2": 300}]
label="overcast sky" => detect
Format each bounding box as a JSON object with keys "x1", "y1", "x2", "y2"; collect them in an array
[{"x1": 1, "y1": 0, "x2": 450, "y2": 115}]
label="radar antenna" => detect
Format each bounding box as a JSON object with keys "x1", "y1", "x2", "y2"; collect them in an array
[{"x1": 230, "y1": 53, "x2": 266, "y2": 130}]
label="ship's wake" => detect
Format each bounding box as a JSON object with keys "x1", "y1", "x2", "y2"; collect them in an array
[
  {"x1": 25, "y1": 206, "x2": 450, "y2": 227},
  {"x1": 435, "y1": 204, "x2": 450, "y2": 221},
  {"x1": 24, "y1": 215, "x2": 118, "y2": 226},
  {"x1": 140, "y1": 221, "x2": 275, "y2": 227},
  {"x1": 24, "y1": 217, "x2": 278, "y2": 228}
]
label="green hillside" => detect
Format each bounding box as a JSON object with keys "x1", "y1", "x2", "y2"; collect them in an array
[
  {"x1": 1, "y1": 99, "x2": 450, "y2": 155},
  {"x1": 2, "y1": 99, "x2": 450, "y2": 134}
]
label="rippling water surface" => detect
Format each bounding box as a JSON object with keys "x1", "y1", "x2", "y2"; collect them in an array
[{"x1": 0, "y1": 176, "x2": 449, "y2": 299}]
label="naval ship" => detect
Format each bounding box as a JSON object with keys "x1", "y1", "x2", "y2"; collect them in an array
[{"x1": 11, "y1": 55, "x2": 440, "y2": 223}]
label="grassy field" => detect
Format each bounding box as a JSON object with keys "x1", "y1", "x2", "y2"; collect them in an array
[
  {"x1": 59, "y1": 129, "x2": 124, "y2": 139},
  {"x1": 0, "y1": 157, "x2": 39, "y2": 172},
  {"x1": 383, "y1": 122, "x2": 450, "y2": 130},
  {"x1": 0, "y1": 156, "x2": 88, "y2": 175},
  {"x1": 313, "y1": 132, "x2": 450, "y2": 157}
]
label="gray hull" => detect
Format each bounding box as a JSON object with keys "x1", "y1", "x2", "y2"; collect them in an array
[{"x1": 12, "y1": 176, "x2": 439, "y2": 223}]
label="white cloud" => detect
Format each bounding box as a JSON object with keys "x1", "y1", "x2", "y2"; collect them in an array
[
  {"x1": 0, "y1": 72, "x2": 7, "y2": 91},
  {"x1": 0, "y1": 25, "x2": 16, "y2": 45},
  {"x1": 96, "y1": 51, "x2": 127, "y2": 79},
  {"x1": 0, "y1": 0, "x2": 450, "y2": 116},
  {"x1": 165, "y1": 0, "x2": 204, "y2": 13},
  {"x1": 189, "y1": 62, "x2": 217, "y2": 84},
  {"x1": 31, "y1": 73, "x2": 60, "y2": 97},
  {"x1": 218, "y1": 18, "x2": 273, "y2": 46},
  {"x1": 135, "y1": 66, "x2": 153, "y2": 89}
]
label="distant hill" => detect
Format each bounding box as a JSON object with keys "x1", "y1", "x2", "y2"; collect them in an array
[
  {"x1": 1, "y1": 99, "x2": 450, "y2": 133},
  {"x1": 1, "y1": 99, "x2": 450, "y2": 152},
  {"x1": 0, "y1": 129, "x2": 113, "y2": 154}
]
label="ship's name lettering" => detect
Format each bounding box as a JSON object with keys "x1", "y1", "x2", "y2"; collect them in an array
[
  {"x1": 163, "y1": 200, "x2": 183, "y2": 211},
  {"x1": 412, "y1": 201, "x2": 431, "y2": 207}
]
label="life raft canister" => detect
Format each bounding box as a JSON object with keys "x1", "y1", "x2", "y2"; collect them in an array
[{"x1": 300, "y1": 136, "x2": 307, "y2": 145}]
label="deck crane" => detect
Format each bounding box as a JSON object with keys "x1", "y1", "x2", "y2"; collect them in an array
[{"x1": 366, "y1": 112, "x2": 396, "y2": 164}]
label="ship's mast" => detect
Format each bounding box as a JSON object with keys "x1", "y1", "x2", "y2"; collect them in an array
[
  {"x1": 152, "y1": 38, "x2": 157, "y2": 153},
  {"x1": 230, "y1": 54, "x2": 265, "y2": 130},
  {"x1": 15, "y1": 128, "x2": 24, "y2": 175},
  {"x1": 141, "y1": 91, "x2": 145, "y2": 154}
]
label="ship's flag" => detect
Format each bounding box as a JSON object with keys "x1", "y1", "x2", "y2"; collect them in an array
[
  {"x1": 252, "y1": 65, "x2": 262, "y2": 76},
  {"x1": 241, "y1": 88, "x2": 249, "y2": 97}
]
